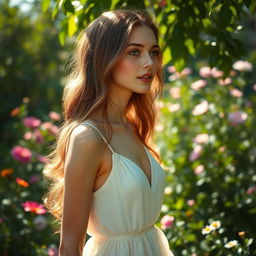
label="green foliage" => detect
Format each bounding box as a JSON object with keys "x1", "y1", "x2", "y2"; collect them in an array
[
  {"x1": 0, "y1": 100, "x2": 60, "y2": 255},
  {"x1": 0, "y1": 0, "x2": 67, "y2": 146},
  {"x1": 156, "y1": 58, "x2": 256, "y2": 255},
  {"x1": 45, "y1": 0, "x2": 256, "y2": 76}
]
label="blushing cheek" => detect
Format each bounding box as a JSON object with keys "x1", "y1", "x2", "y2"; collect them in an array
[{"x1": 116, "y1": 58, "x2": 138, "y2": 76}]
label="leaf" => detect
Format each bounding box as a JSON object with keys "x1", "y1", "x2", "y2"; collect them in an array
[
  {"x1": 42, "y1": 0, "x2": 50, "y2": 12},
  {"x1": 163, "y1": 47, "x2": 172, "y2": 66},
  {"x1": 68, "y1": 15, "x2": 77, "y2": 37},
  {"x1": 63, "y1": 0, "x2": 74, "y2": 13}
]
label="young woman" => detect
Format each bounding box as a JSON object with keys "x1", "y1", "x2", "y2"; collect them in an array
[{"x1": 43, "y1": 9, "x2": 174, "y2": 256}]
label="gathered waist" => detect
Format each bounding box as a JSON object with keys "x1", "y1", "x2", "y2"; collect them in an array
[{"x1": 93, "y1": 224, "x2": 156, "y2": 241}]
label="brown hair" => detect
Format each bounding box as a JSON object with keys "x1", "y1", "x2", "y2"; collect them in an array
[{"x1": 42, "y1": 8, "x2": 163, "y2": 234}]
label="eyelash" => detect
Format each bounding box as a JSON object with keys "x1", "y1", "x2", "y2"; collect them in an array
[{"x1": 128, "y1": 49, "x2": 160, "y2": 56}]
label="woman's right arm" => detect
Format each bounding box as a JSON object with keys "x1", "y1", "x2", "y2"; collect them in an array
[{"x1": 59, "y1": 124, "x2": 104, "y2": 255}]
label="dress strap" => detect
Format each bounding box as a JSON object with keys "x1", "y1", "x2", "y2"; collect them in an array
[{"x1": 80, "y1": 121, "x2": 114, "y2": 153}]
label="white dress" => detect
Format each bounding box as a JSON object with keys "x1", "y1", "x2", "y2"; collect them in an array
[{"x1": 81, "y1": 121, "x2": 174, "y2": 256}]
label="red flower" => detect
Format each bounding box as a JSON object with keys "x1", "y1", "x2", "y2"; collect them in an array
[
  {"x1": 11, "y1": 146, "x2": 32, "y2": 163},
  {"x1": 21, "y1": 201, "x2": 47, "y2": 214}
]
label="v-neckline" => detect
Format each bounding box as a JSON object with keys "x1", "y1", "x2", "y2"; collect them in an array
[{"x1": 113, "y1": 145, "x2": 153, "y2": 189}]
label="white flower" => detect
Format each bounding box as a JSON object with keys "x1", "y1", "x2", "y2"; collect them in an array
[
  {"x1": 202, "y1": 225, "x2": 214, "y2": 235},
  {"x1": 210, "y1": 220, "x2": 221, "y2": 230},
  {"x1": 225, "y1": 240, "x2": 238, "y2": 248},
  {"x1": 232, "y1": 60, "x2": 253, "y2": 72}
]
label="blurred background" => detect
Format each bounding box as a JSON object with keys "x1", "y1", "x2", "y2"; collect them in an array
[{"x1": 0, "y1": 0, "x2": 256, "y2": 255}]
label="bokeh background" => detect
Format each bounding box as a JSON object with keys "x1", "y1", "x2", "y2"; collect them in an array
[{"x1": 1, "y1": 0, "x2": 256, "y2": 255}]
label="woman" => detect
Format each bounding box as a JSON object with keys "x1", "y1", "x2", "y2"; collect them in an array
[{"x1": 43, "y1": 9, "x2": 174, "y2": 256}]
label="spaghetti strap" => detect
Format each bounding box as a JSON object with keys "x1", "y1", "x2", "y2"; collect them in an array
[{"x1": 80, "y1": 121, "x2": 115, "y2": 153}]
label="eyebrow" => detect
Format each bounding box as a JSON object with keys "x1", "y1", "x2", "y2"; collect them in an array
[{"x1": 126, "y1": 43, "x2": 160, "y2": 49}]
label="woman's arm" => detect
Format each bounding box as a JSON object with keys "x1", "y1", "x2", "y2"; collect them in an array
[{"x1": 59, "y1": 124, "x2": 105, "y2": 255}]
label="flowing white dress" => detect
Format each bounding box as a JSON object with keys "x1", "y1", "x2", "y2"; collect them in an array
[{"x1": 81, "y1": 121, "x2": 174, "y2": 256}]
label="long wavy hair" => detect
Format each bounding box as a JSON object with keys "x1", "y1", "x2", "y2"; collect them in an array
[{"x1": 42, "y1": 8, "x2": 163, "y2": 234}]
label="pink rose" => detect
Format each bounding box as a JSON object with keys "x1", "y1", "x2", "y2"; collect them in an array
[
  {"x1": 23, "y1": 116, "x2": 41, "y2": 128},
  {"x1": 211, "y1": 67, "x2": 224, "y2": 78},
  {"x1": 218, "y1": 77, "x2": 232, "y2": 86},
  {"x1": 194, "y1": 165, "x2": 204, "y2": 175},
  {"x1": 191, "y1": 79, "x2": 207, "y2": 90},
  {"x1": 161, "y1": 215, "x2": 175, "y2": 230},
  {"x1": 11, "y1": 146, "x2": 32, "y2": 163},
  {"x1": 41, "y1": 122, "x2": 59, "y2": 136},
  {"x1": 189, "y1": 145, "x2": 203, "y2": 161},
  {"x1": 193, "y1": 134, "x2": 209, "y2": 144},
  {"x1": 199, "y1": 66, "x2": 212, "y2": 78},
  {"x1": 21, "y1": 201, "x2": 47, "y2": 214},
  {"x1": 230, "y1": 88, "x2": 243, "y2": 97},
  {"x1": 187, "y1": 199, "x2": 195, "y2": 206},
  {"x1": 49, "y1": 111, "x2": 61, "y2": 121},
  {"x1": 246, "y1": 186, "x2": 256, "y2": 195},
  {"x1": 192, "y1": 101, "x2": 209, "y2": 116},
  {"x1": 228, "y1": 111, "x2": 248, "y2": 126},
  {"x1": 169, "y1": 87, "x2": 181, "y2": 99}
]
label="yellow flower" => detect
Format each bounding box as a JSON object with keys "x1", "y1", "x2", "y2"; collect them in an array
[
  {"x1": 210, "y1": 220, "x2": 221, "y2": 230},
  {"x1": 202, "y1": 225, "x2": 214, "y2": 235}
]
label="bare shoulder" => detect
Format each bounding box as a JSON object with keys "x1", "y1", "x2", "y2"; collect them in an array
[{"x1": 70, "y1": 123, "x2": 104, "y2": 148}]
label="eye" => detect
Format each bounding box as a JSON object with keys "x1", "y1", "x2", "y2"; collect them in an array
[
  {"x1": 128, "y1": 49, "x2": 140, "y2": 56},
  {"x1": 150, "y1": 50, "x2": 160, "y2": 56}
]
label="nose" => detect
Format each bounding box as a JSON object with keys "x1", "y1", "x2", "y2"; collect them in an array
[{"x1": 143, "y1": 52, "x2": 154, "y2": 70}]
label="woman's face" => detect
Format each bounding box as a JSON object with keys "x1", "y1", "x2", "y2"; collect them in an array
[{"x1": 111, "y1": 25, "x2": 161, "y2": 94}]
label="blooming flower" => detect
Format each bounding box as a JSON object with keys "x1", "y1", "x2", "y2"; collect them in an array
[
  {"x1": 49, "y1": 111, "x2": 61, "y2": 121},
  {"x1": 23, "y1": 116, "x2": 41, "y2": 128},
  {"x1": 21, "y1": 201, "x2": 47, "y2": 214},
  {"x1": 230, "y1": 88, "x2": 243, "y2": 97},
  {"x1": 1, "y1": 168, "x2": 14, "y2": 177},
  {"x1": 224, "y1": 240, "x2": 238, "y2": 249},
  {"x1": 232, "y1": 60, "x2": 253, "y2": 72},
  {"x1": 10, "y1": 107, "x2": 20, "y2": 117},
  {"x1": 193, "y1": 133, "x2": 209, "y2": 144},
  {"x1": 47, "y1": 244, "x2": 58, "y2": 256},
  {"x1": 29, "y1": 174, "x2": 41, "y2": 184},
  {"x1": 168, "y1": 103, "x2": 180, "y2": 112},
  {"x1": 218, "y1": 77, "x2": 232, "y2": 86},
  {"x1": 191, "y1": 79, "x2": 207, "y2": 90},
  {"x1": 246, "y1": 186, "x2": 256, "y2": 195},
  {"x1": 192, "y1": 101, "x2": 209, "y2": 116},
  {"x1": 210, "y1": 220, "x2": 221, "y2": 230},
  {"x1": 202, "y1": 225, "x2": 214, "y2": 234},
  {"x1": 16, "y1": 178, "x2": 29, "y2": 187},
  {"x1": 194, "y1": 165, "x2": 204, "y2": 175},
  {"x1": 189, "y1": 145, "x2": 203, "y2": 161},
  {"x1": 228, "y1": 111, "x2": 248, "y2": 126},
  {"x1": 160, "y1": 215, "x2": 175, "y2": 230},
  {"x1": 199, "y1": 66, "x2": 212, "y2": 78},
  {"x1": 41, "y1": 122, "x2": 59, "y2": 136},
  {"x1": 187, "y1": 199, "x2": 195, "y2": 206},
  {"x1": 211, "y1": 67, "x2": 224, "y2": 78},
  {"x1": 169, "y1": 87, "x2": 181, "y2": 99},
  {"x1": 11, "y1": 146, "x2": 32, "y2": 163}
]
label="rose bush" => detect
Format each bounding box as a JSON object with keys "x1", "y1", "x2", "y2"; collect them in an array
[{"x1": 157, "y1": 60, "x2": 256, "y2": 255}]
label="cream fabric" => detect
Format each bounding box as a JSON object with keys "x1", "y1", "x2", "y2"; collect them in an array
[{"x1": 81, "y1": 121, "x2": 174, "y2": 256}]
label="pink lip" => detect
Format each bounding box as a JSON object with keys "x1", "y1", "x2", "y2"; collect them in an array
[
  {"x1": 137, "y1": 77, "x2": 152, "y2": 83},
  {"x1": 137, "y1": 72, "x2": 153, "y2": 78}
]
